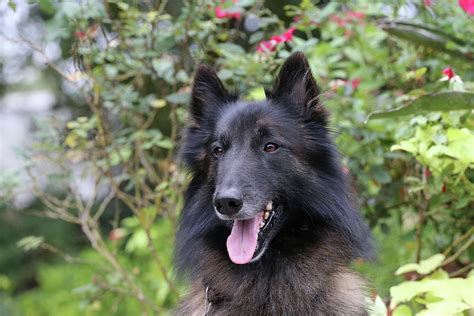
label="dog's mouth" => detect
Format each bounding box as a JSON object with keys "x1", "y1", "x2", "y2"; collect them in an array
[{"x1": 226, "y1": 199, "x2": 282, "y2": 264}]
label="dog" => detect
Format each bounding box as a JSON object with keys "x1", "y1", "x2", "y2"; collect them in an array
[{"x1": 175, "y1": 52, "x2": 373, "y2": 315}]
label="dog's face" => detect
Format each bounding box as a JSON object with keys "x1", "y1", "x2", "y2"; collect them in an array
[{"x1": 182, "y1": 52, "x2": 332, "y2": 264}]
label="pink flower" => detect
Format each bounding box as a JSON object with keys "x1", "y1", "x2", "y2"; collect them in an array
[
  {"x1": 256, "y1": 40, "x2": 277, "y2": 53},
  {"x1": 257, "y1": 28, "x2": 296, "y2": 53},
  {"x1": 442, "y1": 67, "x2": 455, "y2": 79},
  {"x1": 215, "y1": 6, "x2": 241, "y2": 19},
  {"x1": 423, "y1": 0, "x2": 434, "y2": 7},
  {"x1": 217, "y1": 0, "x2": 239, "y2": 4},
  {"x1": 459, "y1": 0, "x2": 474, "y2": 15},
  {"x1": 330, "y1": 15, "x2": 346, "y2": 27},
  {"x1": 281, "y1": 27, "x2": 295, "y2": 41},
  {"x1": 109, "y1": 228, "x2": 127, "y2": 241},
  {"x1": 346, "y1": 11, "x2": 365, "y2": 20},
  {"x1": 344, "y1": 29, "x2": 353, "y2": 38},
  {"x1": 270, "y1": 27, "x2": 295, "y2": 43}
]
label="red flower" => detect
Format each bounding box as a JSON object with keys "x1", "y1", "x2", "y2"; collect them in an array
[
  {"x1": 442, "y1": 183, "x2": 447, "y2": 193},
  {"x1": 459, "y1": 0, "x2": 474, "y2": 15},
  {"x1": 257, "y1": 28, "x2": 296, "y2": 53},
  {"x1": 351, "y1": 78, "x2": 362, "y2": 90},
  {"x1": 442, "y1": 67, "x2": 455, "y2": 79},
  {"x1": 74, "y1": 31, "x2": 87, "y2": 40},
  {"x1": 215, "y1": 6, "x2": 241, "y2": 19},
  {"x1": 424, "y1": 168, "x2": 432, "y2": 178}
]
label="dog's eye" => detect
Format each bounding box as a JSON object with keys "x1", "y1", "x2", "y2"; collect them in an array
[
  {"x1": 264, "y1": 142, "x2": 279, "y2": 153},
  {"x1": 213, "y1": 146, "x2": 224, "y2": 157}
]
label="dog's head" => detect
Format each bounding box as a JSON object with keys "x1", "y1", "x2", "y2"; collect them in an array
[{"x1": 180, "y1": 52, "x2": 371, "y2": 265}]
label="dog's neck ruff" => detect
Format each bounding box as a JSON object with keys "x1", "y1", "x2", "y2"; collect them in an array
[
  {"x1": 204, "y1": 286, "x2": 212, "y2": 316},
  {"x1": 203, "y1": 281, "x2": 228, "y2": 315}
]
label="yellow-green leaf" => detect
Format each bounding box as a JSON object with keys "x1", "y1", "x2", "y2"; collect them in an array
[{"x1": 395, "y1": 254, "x2": 445, "y2": 275}]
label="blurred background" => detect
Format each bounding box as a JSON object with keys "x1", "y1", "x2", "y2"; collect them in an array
[{"x1": 0, "y1": 0, "x2": 473, "y2": 315}]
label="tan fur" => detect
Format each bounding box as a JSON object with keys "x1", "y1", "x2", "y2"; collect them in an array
[
  {"x1": 178, "y1": 271, "x2": 367, "y2": 316},
  {"x1": 178, "y1": 284, "x2": 206, "y2": 316}
]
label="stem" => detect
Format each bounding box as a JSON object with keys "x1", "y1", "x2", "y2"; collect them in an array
[
  {"x1": 449, "y1": 263, "x2": 473, "y2": 278},
  {"x1": 443, "y1": 227, "x2": 474, "y2": 257},
  {"x1": 415, "y1": 166, "x2": 430, "y2": 263},
  {"x1": 443, "y1": 236, "x2": 473, "y2": 266}
]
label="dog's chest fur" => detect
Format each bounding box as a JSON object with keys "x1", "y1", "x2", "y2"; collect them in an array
[{"x1": 177, "y1": 237, "x2": 368, "y2": 316}]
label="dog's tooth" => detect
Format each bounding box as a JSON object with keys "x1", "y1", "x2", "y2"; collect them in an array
[
  {"x1": 259, "y1": 221, "x2": 265, "y2": 228},
  {"x1": 264, "y1": 212, "x2": 269, "y2": 220},
  {"x1": 266, "y1": 201, "x2": 273, "y2": 211}
]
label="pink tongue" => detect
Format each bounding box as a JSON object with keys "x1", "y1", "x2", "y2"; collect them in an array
[{"x1": 226, "y1": 215, "x2": 262, "y2": 264}]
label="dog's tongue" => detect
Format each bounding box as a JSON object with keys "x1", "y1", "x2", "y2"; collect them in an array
[{"x1": 226, "y1": 216, "x2": 261, "y2": 264}]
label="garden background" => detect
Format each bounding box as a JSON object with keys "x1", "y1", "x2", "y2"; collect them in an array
[{"x1": 0, "y1": 0, "x2": 473, "y2": 315}]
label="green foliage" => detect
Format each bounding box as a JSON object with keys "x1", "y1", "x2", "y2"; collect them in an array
[
  {"x1": 390, "y1": 267, "x2": 474, "y2": 316},
  {"x1": 1, "y1": 0, "x2": 473, "y2": 315}
]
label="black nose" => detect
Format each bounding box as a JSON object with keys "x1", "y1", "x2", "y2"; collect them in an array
[{"x1": 214, "y1": 189, "x2": 243, "y2": 215}]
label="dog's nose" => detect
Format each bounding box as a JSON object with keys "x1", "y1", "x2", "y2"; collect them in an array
[{"x1": 214, "y1": 189, "x2": 243, "y2": 215}]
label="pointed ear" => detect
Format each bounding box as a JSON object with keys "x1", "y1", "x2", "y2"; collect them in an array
[
  {"x1": 268, "y1": 52, "x2": 328, "y2": 125},
  {"x1": 190, "y1": 65, "x2": 234, "y2": 122}
]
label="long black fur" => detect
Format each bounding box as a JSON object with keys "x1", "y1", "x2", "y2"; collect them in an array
[{"x1": 175, "y1": 52, "x2": 373, "y2": 315}]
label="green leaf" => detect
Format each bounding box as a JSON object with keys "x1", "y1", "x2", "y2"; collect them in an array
[
  {"x1": 462, "y1": 275, "x2": 474, "y2": 306},
  {"x1": 367, "y1": 92, "x2": 474, "y2": 121},
  {"x1": 217, "y1": 43, "x2": 246, "y2": 56},
  {"x1": 395, "y1": 254, "x2": 445, "y2": 275},
  {"x1": 152, "y1": 58, "x2": 175, "y2": 83},
  {"x1": 125, "y1": 229, "x2": 148, "y2": 253},
  {"x1": 39, "y1": 0, "x2": 55, "y2": 15},
  {"x1": 0, "y1": 274, "x2": 12, "y2": 292},
  {"x1": 392, "y1": 305, "x2": 412, "y2": 316},
  {"x1": 391, "y1": 140, "x2": 417, "y2": 154},
  {"x1": 61, "y1": 1, "x2": 81, "y2": 18},
  {"x1": 367, "y1": 295, "x2": 387, "y2": 316},
  {"x1": 419, "y1": 299, "x2": 471, "y2": 316},
  {"x1": 150, "y1": 99, "x2": 167, "y2": 109},
  {"x1": 17, "y1": 236, "x2": 45, "y2": 252},
  {"x1": 247, "y1": 87, "x2": 265, "y2": 101},
  {"x1": 445, "y1": 128, "x2": 474, "y2": 164},
  {"x1": 390, "y1": 281, "x2": 425, "y2": 308},
  {"x1": 7, "y1": 0, "x2": 16, "y2": 11},
  {"x1": 156, "y1": 139, "x2": 173, "y2": 149},
  {"x1": 166, "y1": 92, "x2": 190, "y2": 104}
]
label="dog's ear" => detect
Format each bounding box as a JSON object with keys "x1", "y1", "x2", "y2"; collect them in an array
[
  {"x1": 269, "y1": 52, "x2": 328, "y2": 125},
  {"x1": 190, "y1": 65, "x2": 234, "y2": 122}
]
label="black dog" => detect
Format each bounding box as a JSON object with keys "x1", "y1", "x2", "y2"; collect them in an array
[{"x1": 176, "y1": 52, "x2": 373, "y2": 315}]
